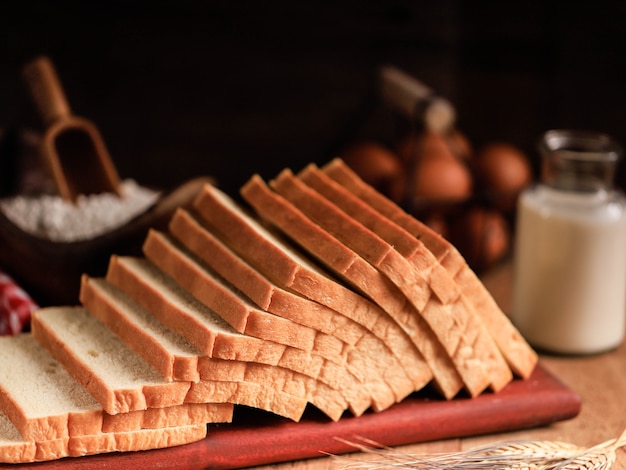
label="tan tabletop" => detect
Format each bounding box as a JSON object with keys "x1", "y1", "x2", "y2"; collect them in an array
[{"x1": 257, "y1": 260, "x2": 626, "y2": 469}]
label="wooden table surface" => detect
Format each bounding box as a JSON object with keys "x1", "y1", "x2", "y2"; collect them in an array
[{"x1": 257, "y1": 260, "x2": 626, "y2": 469}]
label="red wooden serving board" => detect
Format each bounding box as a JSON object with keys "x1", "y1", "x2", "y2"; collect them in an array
[{"x1": 9, "y1": 364, "x2": 580, "y2": 469}]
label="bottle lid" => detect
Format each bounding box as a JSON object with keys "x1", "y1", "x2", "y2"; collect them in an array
[
  {"x1": 539, "y1": 129, "x2": 622, "y2": 191},
  {"x1": 379, "y1": 66, "x2": 456, "y2": 133}
]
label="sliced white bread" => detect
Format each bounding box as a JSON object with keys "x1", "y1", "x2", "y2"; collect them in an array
[
  {"x1": 298, "y1": 163, "x2": 458, "y2": 303},
  {"x1": 0, "y1": 334, "x2": 230, "y2": 443},
  {"x1": 0, "y1": 411, "x2": 37, "y2": 464},
  {"x1": 239, "y1": 174, "x2": 465, "y2": 399},
  {"x1": 270, "y1": 167, "x2": 513, "y2": 394},
  {"x1": 79, "y1": 275, "x2": 203, "y2": 383},
  {"x1": 127, "y1": 235, "x2": 347, "y2": 364},
  {"x1": 31, "y1": 305, "x2": 307, "y2": 422},
  {"x1": 83, "y1": 271, "x2": 345, "y2": 421},
  {"x1": 189, "y1": 183, "x2": 434, "y2": 397},
  {"x1": 137, "y1": 236, "x2": 384, "y2": 415},
  {"x1": 167, "y1": 208, "x2": 419, "y2": 406},
  {"x1": 169, "y1": 208, "x2": 363, "y2": 346},
  {"x1": 322, "y1": 158, "x2": 538, "y2": 379},
  {"x1": 0, "y1": 409, "x2": 207, "y2": 464},
  {"x1": 31, "y1": 307, "x2": 192, "y2": 415},
  {"x1": 0, "y1": 333, "x2": 102, "y2": 441},
  {"x1": 105, "y1": 254, "x2": 312, "y2": 372}
]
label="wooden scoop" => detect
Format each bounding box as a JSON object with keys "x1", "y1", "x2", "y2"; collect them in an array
[{"x1": 22, "y1": 56, "x2": 121, "y2": 201}]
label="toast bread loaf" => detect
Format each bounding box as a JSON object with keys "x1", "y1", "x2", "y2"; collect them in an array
[{"x1": 0, "y1": 158, "x2": 538, "y2": 463}]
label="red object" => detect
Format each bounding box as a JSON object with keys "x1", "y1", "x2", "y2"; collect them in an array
[
  {"x1": 25, "y1": 364, "x2": 580, "y2": 469},
  {"x1": 0, "y1": 270, "x2": 37, "y2": 335}
]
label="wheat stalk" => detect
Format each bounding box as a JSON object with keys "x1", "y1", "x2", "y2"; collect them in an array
[{"x1": 331, "y1": 428, "x2": 626, "y2": 470}]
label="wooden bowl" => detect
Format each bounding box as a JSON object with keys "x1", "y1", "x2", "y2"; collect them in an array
[{"x1": 0, "y1": 176, "x2": 213, "y2": 307}]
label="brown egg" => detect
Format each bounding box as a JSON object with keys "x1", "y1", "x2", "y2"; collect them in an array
[
  {"x1": 451, "y1": 207, "x2": 510, "y2": 271},
  {"x1": 339, "y1": 142, "x2": 406, "y2": 203},
  {"x1": 474, "y1": 142, "x2": 532, "y2": 211},
  {"x1": 410, "y1": 134, "x2": 473, "y2": 203}
]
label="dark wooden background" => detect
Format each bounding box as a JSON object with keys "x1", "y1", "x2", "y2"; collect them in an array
[{"x1": 1, "y1": 1, "x2": 625, "y2": 196}]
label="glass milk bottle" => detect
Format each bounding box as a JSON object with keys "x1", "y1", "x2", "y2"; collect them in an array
[{"x1": 512, "y1": 130, "x2": 626, "y2": 354}]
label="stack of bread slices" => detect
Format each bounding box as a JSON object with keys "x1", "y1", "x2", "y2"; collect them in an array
[{"x1": 0, "y1": 158, "x2": 538, "y2": 464}]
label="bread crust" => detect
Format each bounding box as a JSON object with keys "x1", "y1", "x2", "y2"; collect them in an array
[
  {"x1": 191, "y1": 184, "x2": 435, "y2": 397},
  {"x1": 241, "y1": 174, "x2": 464, "y2": 398},
  {"x1": 169, "y1": 208, "x2": 426, "y2": 407},
  {"x1": 322, "y1": 158, "x2": 537, "y2": 379},
  {"x1": 31, "y1": 308, "x2": 191, "y2": 415}
]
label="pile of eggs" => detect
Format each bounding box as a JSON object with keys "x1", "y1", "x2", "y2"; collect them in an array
[{"x1": 339, "y1": 131, "x2": 533, "y2": 271}]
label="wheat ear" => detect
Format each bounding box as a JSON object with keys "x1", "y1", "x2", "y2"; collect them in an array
[{"x1": 331, "y1": 428, "x2": 626, "y2": 469}]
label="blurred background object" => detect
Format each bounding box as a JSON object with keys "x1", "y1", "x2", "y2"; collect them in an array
[
  {"x1": 0, "y1": 1, "x2": 623, "y2": 196},
  {"x1": 0, "y1": 0, "x2": 624, "y2": 296}
]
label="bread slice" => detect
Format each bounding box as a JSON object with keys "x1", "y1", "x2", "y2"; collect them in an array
[
  {"x1": 0, "y1": 334, "x2": 229, "y2": 444},
  {"x1": 0, "y1": 409, "x2": 207, "y2": 464},
  {"x1": 0, "y1": 333, "x2": 102, "y2": 441},
  {"x1": 168, "y1": 208, "x2": 420, "y2": 407},
  {"x1": 79, "y1": 275, "x2": 202, "y2": 383},
  {"x1": 140, "y1": 232, "x2": 347, "y2": 364},
  {"x1": 284, "y1": 165, "x2": 514, "y2": 393},
  {"x1": 139, "y1": 232, "x2": 386, "y2": 415},
  {"x1": 238, "y1": 174, "x2": 464, "y2": 398},
  {"x1": 31, "y1": 304, "x2": 309, "y2": 422},
  {"x1": 322, "y1": 158, "x2": 538, "y2": 379},
  {"x1": 79, "y1": 274, "x2": 320, "y2": 421},
  {"x1": 190, "y1": 183, "x2": 434, "y2": 398},
  {"x1": 85, "y1": 264, "x2": 345, "y2": 421},
  {"x1": 170, "y1": 208, "x2": 362, "y2": 346},
  {"x1": 105, "y1": 254, "x2": 305, "y2": 370},
  {"x1": 104, "y1": 254, "x2": 287, "y2": 369},
  {"x1": 31, "y1": 307, "x2": 191, "y2": 415},
  {"x1": 298, "y1": 163, "x2": 458, "y2": 303}
]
